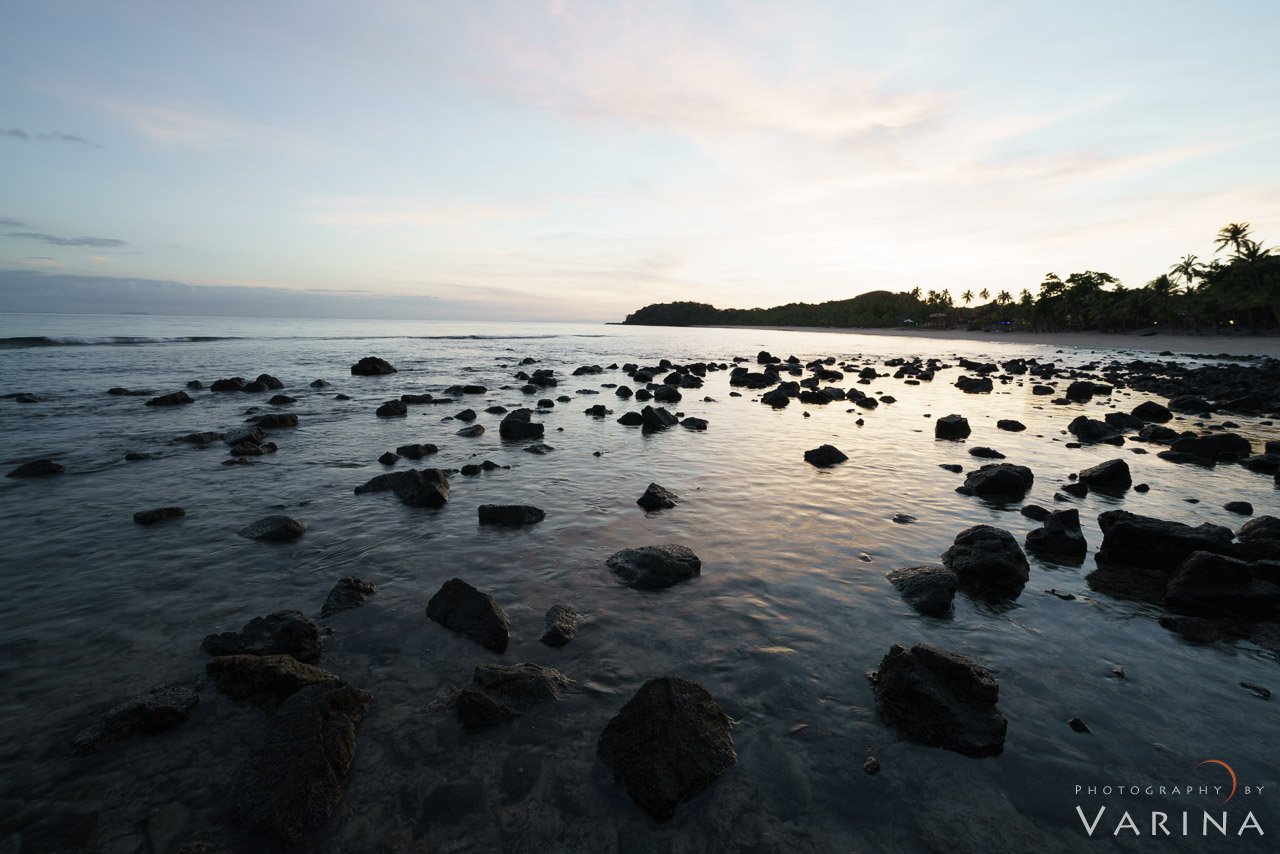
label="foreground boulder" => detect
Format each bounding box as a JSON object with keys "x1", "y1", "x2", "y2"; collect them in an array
[
  {"x1": 1095, "y1": 511, "x2": 1236, "y2": 571},
  {"x1": 955, "y1": 463, "x2": 1033, "y2": 499},
  {"x1": 637, "y1": 482, "x2": 679, "y2": 510},
  {"x1": 426, "y1": 578, "x2": 509, "y2": 652},
  {"x1": 321, "y1": 576, "x2": 378, "y2": 618},
  {"x1": 804, "y1": 444, "x2": 848, "y2": 467},
  {"x1": 606, "y1": 545, "x2": 701, "y2": 590},
  {"x1": 5, "y1": 458, "x2": 64, "y2": 478},
  {"x1": 941, "y1": 526, "x2": 1029, "y2": 598},
  {"x1": 541, "y1": 603, "x2": 581, "y2": 647},
  {"x1": 868, "y1": 644, "x2": 1006, "y2": 757},
  {"x1": 934, "y1": 415, "x2": 971, "y2": 440},
  {"x1": 206, "y1": 654, "x2": 338, "y2": 709},
  {"x1": 1077, "y1": 458, "x2": 1131, "y2": 494},
  {"x1": 237, "y1": 515, "x2": 306, "y2": 542},
  {"x1": 231, "y1": 682, "x2": 372, "y2": 847},
  {"x1": 202, "y1": 611, "x2": 322, "y2": 663},
  {"x1": 597, "y1": 676, "x2": 736, "y2": 821},
  {"x1": 886, "y1": 566, "x2": 958, "y2": 617},
  {"x1": 456, "y1": 663, "x2": 571, "y2": 729},
  {"x1": 499, "y1": 408, "x2": 545, "y2": 440},
  {"x1": 354, "y1": 468, "x2": 449, "y2": 507},
  {"x1": 351, "y1": 356, "x2": 396, "y2": 375},
  {"x1": 1024, "y1": 509, "x2": 1087, "y2": 563},
  {"x1": 1164, "y1": 552, "x2": 1280, "y2": 622},
  {"x1": 478, "y1": 504, "x2": 545, "y2": 526},
  {"x1": 72, "y1": 682, "x2": 199, "y2": 755}
]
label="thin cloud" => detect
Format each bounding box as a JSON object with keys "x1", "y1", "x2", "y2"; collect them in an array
[
  {"x1": 0, "y1": 217, "x2": 26, "y2": 227},
  {"x1": 6, "y1": 232, "x2": 128, "y2": 248},
  {"x1": 309, "y1": 198, "x2": 542, "y2": 229},
  {"x1": 19, "y1": 257, "x2": 64, "y2": 268},
  {"x1": 2, "y1": 127, "x2": 100, "y2": 146},
  {"x1": 1, "y1": 128, "x2": 30, "y2": 141}
]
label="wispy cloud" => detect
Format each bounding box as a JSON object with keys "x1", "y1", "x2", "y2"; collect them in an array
[
  {"x1": 2, "y1": 127, "x2": 100, "y2": 146},
  {"x1": 89, "y1": 95, "x2": 317, "y2": 153},
  {"x1": 2, "y1": 128, "x2": 29, "y2": 141},
  {"x1": 18, "y1": 256, "x2": 64, "y2": 268},
  {"x1": 6, "y1": 232, "x2": 127, "y2": 248},
  {"x1": 0, "y1": 217, "x2": 26, "y2": 227}
]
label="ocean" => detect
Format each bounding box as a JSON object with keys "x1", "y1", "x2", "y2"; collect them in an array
[{"x1": 1, "y1": 313, "x2": 1276, "y2": 853}]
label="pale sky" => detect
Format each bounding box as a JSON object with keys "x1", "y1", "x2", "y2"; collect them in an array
[{"x1": 2, "y1": 0, "x2": 1278, "y2": 320}]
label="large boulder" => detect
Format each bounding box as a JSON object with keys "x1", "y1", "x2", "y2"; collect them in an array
[
  {"x1": 941, "y1": 525, "x2": 1029, "y2": 598},
  {"x1": 640, "y1": 405, "x2": 679, "y2": 433},
  {"x1": 478, "y1": 504, "x2": 545, "y2": 526},
  {"x1": 206, "y1": 654, "x2": 338, "y2": 709},
  {"x1": 1170, "y1": 433, "x2": 1252, "y2": 462},
  {"x1": 1024, "y1": 509, "x2": 1087, "y2": 563},
  {"x1": 1164, "y1": 552, "x2": 1280, "y2": 622},
  {"x1": 1239, "y1": 516, "x2": 1280, "y2": 544},
  {"x1": 1095, "y1": 511, "x2": 1237, "y2": 571},
  {"x1": 606, "y1": 545, "x2": 701, "y2": 590},
  {"x1": 596, "y1": 676, "x2": 736, "y2": 821},
  {"x1": 456, "y1": 663, "x2": 571, "y2": 729},
  {"x1": 238, "y1": 515, "x2": 306, "y2": 542},
  {"x1": 426, "y1": 578, "x2": 510, "y2": 653},
  {"x1": 320, "y1": 576, "x2": 378, "y2": 618},
  {"x1": 499, "y1": 408, "x2": 545, "y2": 440},
  {"x1": 955, "y1": 464, "x2": 1033, "y2": 499},
  {"x1": 71, "y1": 682, "x2": 199, "y2": 755},
  {"x1": 1077, "y1": 458, "x2": 1131, "y2": 494},
  {"x1": 351, "y1": 356, "x2": 396, "y2": 375},
  {"x1": 1132, "y1": 401, "x2": 1172, "y2": 423},
  {"x1": 868, "y1": 644, "x2": 1006, "y2": 757},
  {"x1": 231, "y1": 682, "x2": 372, "y2": 847},
  {"x1": 201, "y1": 611, "x2": 322, "y2": 663},
  {"x1": 886, "y1": 565, "x2": 958, "y2": 617},
  {"x1": 934, "y1": 415, "x2": 971, "y2": 440},
  {"x1": 354, "y1": 469, "x2": 449, "y2": 507},
  {"x1": 804, "y1": 444, "x2": 848, "y2": 467},
  {"x1": 1067, "y1": 416, "x2": 1123, "y2": 445}
]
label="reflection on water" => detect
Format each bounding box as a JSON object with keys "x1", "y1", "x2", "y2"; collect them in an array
[{"x1": 0, "y1": 316, "x2": 1277, "y2": 852}]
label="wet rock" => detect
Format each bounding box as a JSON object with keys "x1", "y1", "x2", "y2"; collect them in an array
[
  {"x1": 1095, "y1": 511, "x2": 1237, "y2": 571},
  {"x1": 254, "y1": 413, "x2": 298, "y2": 430},
  {"x1": 967, "y1": 447, "x2": 1005, "y2": 459},
  {"x1": 680, "y1": 417, "x2": 708, "y2": 431},
  {"x1": 5, "y1": 458, "x2": 66, "y2": 478},
  {"x1": 255, "y1": 374, "x2": 284, "y2": 390},
  {"x1": 1170, "y1": 432, "x2": 1252, "y2": 462},
  {"x1": 72, "y1": 682, "x2": 199, "y2": 755},
  {"x1": 1068, "y1": 716, "x2": 1091, "y2": 734},
  {"x1": 231, "y1": 682, "x2": 372, "y2": 847},
  {"x1": 584, "y1": 404, "x2": 612, "y2": 417},
  {"x1": 268, "y1": 394, "x2": 296, "y2": 405},
  {"x1": 1077, "y1": 458, "x2": 1132, "y2": 494},
  {"x1": 238, "y1": 515, "x2": 306, "y2": 542},
  {"x1": 640, "y1": 405, "x2": 679, "y2": 433},
  {"x1": 396, "y1": 443, "x2": 438, "y2": 459},
  {"x1": 1061, "y1": 481, "x2": 1089, "y2": 498},
  {"x1": 499, "y1": 408, "x2": 545, "y2": 440},
  {"x1": 540, "y1": 603, "x2": 580, "y2": 647},
  {"x1": 181, "y1": 431, "x2": 223, "y2": 445},
  {"x1": 202, "y1": 611, "x2": 322, "y2": 663},
  {"x1": 321, "y1": 576, "x2": 378, "y2": 618},
  {"x1": 455, "y1": 689, "x2": 512, "y2": 729},
  {"x1": 354, "y1": 468, "x2": 450, "y2": 507},
  {"x1": 454, "y1": 408, "x2": 477, "y2": 421},
  {"x1": 939, "y1": 463, "x2": 963, "y2": 473},
  {"x1": 996, "y1": 419, "x2": 1026, "y2": 432},
  {"x1": 761, "y1": 388, "x2": 790, "y2": 408},
  {"x1": 376, "y1": 400, "x2": 407, "y2": 418},
  {"x1": 941, "y1": 525, "x2": 1029, "y2": 598},
  {"x1": 955, "y1": 464, "x2": 1033, "y2": 499},
  {"x1": 892, "y1": 513, "x2": 918, "y2": 524},
  {"x1": 206, "y1": 654, "x2": 338, "y2": 709},
  {"x1": 457, "y1": 663, "x2": 571, "y2": 729},
  {"x1": 224, "y1": 425, "x2": 266, "y2": 446},
  {"x1": 1225, "y1": 501, "x2": 1254, "y2": 516},
  {"x1": 868, "y1": 644, "x2": 1007, "y2": 757},
  {"x1": 955, "y1": 376, "x2": 993, "y2": 393},
  {"x1": 457, "y1": 424, "x2": 485, "y2": 438},
  {"x1": 1168, "y1": 394, "x2": 1211, "y2": 414},
  {"x1": 426, "y1": 578, "x2": 509, "y2": 653},
  {"x1": 618, "y1": 411, "x2": 645, "y2": 426},
  {"x1": 1105, "y1": 411, "x2": 1146, "y2": 431},
  {"x1": 378, "y1": 451, "x2": 399, "y2": 465},
  {"x1": 1164, "y1": 552, "x2": 1280, "y2": 621},
  {"x1": 146, "y1": 391, "x2": 194, "y2": 407},
  {"x1": 109, "y1": 386, "x2": 155, "y2": 396},
  {"x1": 1132, "y1": 401, "x2": 1172, "y2": 423},
  {"x1": 351, "y1": 356, "x2": 397, "y2": 375},
  {"x1": 1025, "y1": 509, "x2": 1087, "y2": 563},
  {"x1": 637, "y1": 482, "x2": 679, "y2": 510},
  {"x1": 804, "y1": 444, "x2": 848, "y2": 467},
  {"x1": 934, "y1": 414, "x2": 971, "y2": 440},
  {"x1": 1240, "y1": 682, "x2": 1271, "y2": 701},
  {"x1": 211, "y1": 377, "x2": 247, "y2": 392},
  {"x1": 477, "y1": 504, "x2": 545, "y2": 526},
  {"x1": 310, "y1": 379, "x2": 330, "y2": 388},
  {"x1": 1138, "y1": 423, "x2": 1180, "y2": 444},
  {"x1": 886, "y1": 565, "x2": 958, "y2": 617},
  {"x1": 1067, "y1": 416, "x2": 1123, "y2": 445},
  {"x1": 1066, "y1": 380, "x2": 1109, "y2": 401},
  {"x1": 596, "y1": 675, "x2": 735, "y2": 821},
  {"x1": 606, "y1": 544, "x2": 701, "y2": 590},
  {"x1": 1239, "y1": 516, "x2": 1280, "y2": 544},
  {"x1": 134, "y1": 506, "x2": 185, "y2": 526}
]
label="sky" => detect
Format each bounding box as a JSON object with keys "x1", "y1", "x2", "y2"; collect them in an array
[{"x1": 2, "y1": 0, "x2": 1278, "y2": 321}]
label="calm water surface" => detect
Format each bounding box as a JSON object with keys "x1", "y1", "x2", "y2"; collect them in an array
[{"x1": 1, "y1": 314, "x2": 1277, "y2": 853}]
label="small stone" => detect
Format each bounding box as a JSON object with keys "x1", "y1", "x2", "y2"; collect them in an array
[
  {"x1": 1068, "y1": 716, "x2": 1091, "y2": 733},
  {"x1": 637, "y1": 482, "x2": 679, "y2": 510}
]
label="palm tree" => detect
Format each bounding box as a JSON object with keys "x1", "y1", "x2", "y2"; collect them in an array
[
  {"x1": 1215, "y1": 222, "x2": 1252, "y2": 257},
  {"x1": 961, "y1": 289, "x2": 974, "y2": 306},
  {"x1": 1170, "y1": 254, "x2": 1202, "y2": 288},
  {"x1": 1237, "y1": 239, "x2": 1272, "y2": 263},
  {"x1": 996, "y1": 290, "x2": 1012, "y2": 305},
  {"x1": 978, "y1": 288, "x2": 990, "y2": 302}
]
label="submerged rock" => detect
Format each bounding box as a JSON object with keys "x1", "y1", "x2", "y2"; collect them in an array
[
  {"x1": 201, "y1": 611, "x2": 322, "y2": 663},
  {"x1": 477, "y1": 504, "x2": 546, "y2": 526},
  {"x1": 606, "y1": 545, "x2": 701, "y2": 590},
  {"x1": 596, "y1": 675, "x2": 736, "y2": 821},
  {"x1": 868, "y1": 644, "x2": 1006, "y2": 757},
  {"x1": 886, "y1": 565, "x2": 958, "y2": 617},
  {"x1": 1164, "y1": 552, "x2": 1280, "y2": 622},
  {"x1": 375, "y1": 400, "x2": 408, "y2": 418},
  {"x1": 5, "y1": 458, "x2": 65, "y2": 478},
  {"x1": 133, "y1": 506, "x2": 185, "y2": 526},
  {"x1": 804, "y1": 444, "x2": 848, "y2": 467},
  {"x1": 426, "y1": 578, "x2": 510, "y2": 653},
  {"x1": 351, "y1": 356, "x2": 396, "y2": 375},
  {"x1": 145, "y1": 391, "x2": 194, "y2": 407},
  {"x1": 540, "y1": 603, "x2": 581, "y2": 648},
  {"x1": 72, "y1": 682, "x2": 199, "y2": 755},
  {"x1": 637, "y1": 482, "x2": 679, "y2": 510},
  {"x1": 354, "y1": 468, "x2": 450, "y2": 507},
  {"x1": 395, "y1": 443, "x2": 438, "y2": 460},
  {"x1": 231, "y1": 682, "x2": 372, "y2": 847},
  {"x1": 457, "y1": 663, "x2": 571, "y2": 729},
  {"x1": 1095, "y1": 511, "x2": 1236, "y2": 571},
  {"x1": 206, "y1": 654, "x2": 338, "y2": 709},
  {"x1": 237, "y1": 515, "x2": 306, "y2": 542},
  {"x1": 1025, "y1": 509, "x2": 1087, "y2": 563},
  {"x1": 321, "y1": 576, "x2": 378, "y2": 618},
  {"x1": 955, "y1": 464, "x2": 1033, "y2": 499},
  {"x1": 941, "y1": 525, "x2": 1029, "y2": 598}
]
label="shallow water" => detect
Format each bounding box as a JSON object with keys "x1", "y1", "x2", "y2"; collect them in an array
[{"x1": 1, "y1": 314, "x2": 1277, "y2": 853}]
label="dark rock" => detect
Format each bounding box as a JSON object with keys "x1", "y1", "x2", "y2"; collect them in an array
[
  {"x1": 457, "y1": 663, "x2": 570, "y2": 729},
  {"x1": 523, "y1": 442, "x2": 555, "y2": 455},
  {"x1": 1239, "y1": 516, "x2": 1280, "y2": 543},
  {"x1": 1096, "y1": 511, "x2": 1237, "y2": 571},
  {"x1": 206, "y1": 654, "x2": 338, "y2": 709},
  {"x1": 939, "y1": 463, "x2": 964, "y2": 473},
  {"x1": 1025, "y1": 509, "x2": 1087, "y2": 563},
  {"x1": 376, "y1": 400, "x2": 407, "y2": 418},
  {"x1": 478, "y1": 504, "x2": 545, "y2": 526},
  {"x1": 268, "y1": 394, "x2": 296, "y2": 405},
  {"x1": 1021, "y1": 505, "x2": 1051, "y2": 522},
  {"x1": 967, "y1": 447, "x2": 1005, "y2": 459},
  {"x1": 637, "y1": 482, "x2": 679, "y2": 510},
  {"x1": 426, "y1": 578, "x2": 509, "y2": 652},
  {"x1": 1168, "y1": 394, "x2": 1211, "y2": 414},
  {"x1": 231, "y1": 682, "x2": 372, "y2": 847},
  {"x1": 1068, "y1": 716, "x2": 1091, "y2": 734},
  {"x1": 955, "y1": 376, "x2": 993, "y2": 394},
  {"x1": 454, "y1": 408, "x2": 477, "y2": 421},
  {"x1": 606, "y1": 544, "x2": 701, "y2": 590},
  {"x1": 617, "y1": 411, "x2": 645, "y2": 426},
  {"x1": 454, "y1": 423, "x2": 484, "y2": 438},
  {"x1": 72, "y1": 682, "x2": 198, "y2": 755},
  {"x1": 1165, "y1": 551, "x2": 1280, "y2": 621},
  {"x1": 955, "y1": 464, "x2": 1033, "y2": 499},
  {"x1": 1105, "y1": 411, "x2": 1146, "y2": 431},
  {"x1": 1138, "y1": 423, "x2": 1180, "y2": 444},
  {"x1": 321, "y1": 576, "x2": 378, "y2": 618},
  {"x1": 238, "y1": 515, "x2": 306, "y2": 542},
  {"x1": 1240, "y1": 682, "x2": 1271, "y2": 701},
  {"x1": 804, "y1": 444, "x2": 848, "y2": 467},
  {"x1": 1078, "y1": 458, "x2": 1131, "y2": 494},
  {"x1": 1061, "y1": 482, "x2": 1089, "y2": 498},
  {"x1": 181, "y1": 431, "x2": 223, "y2": 445},
  {"x1": 868, "y1": 644, "x2": 1006, "y2": 757},
  {"x1": 202, "y1": 611, "x2": 322, "y2": 663},
  {"x1": 540, "y1": 603, "x2": 580, "y2": 647},
  {"x1": 354, "y1": 469, "x2": 450, "y2": 507},
  {"x1": 134, "y1": 506, "x2": 185, "y2": 526},
  {"x1": 886, "y1": 565, "x2": 958, "y2": 617},
  {"x1": 1171, "y1": 432, "x2": 1252, "y2": 462},
  {"x1": 941, "y1": 525, "x2": 1029, "y2": 598},
  {"x1": 596, "y1": 676, "x2": 735, "y2": 821},
  {"x1": 255, "y1": 374, "x2": 284, "y2": 390},
  {"x1": 996, "y1": 420, "x2": 1026, "y2": 432},
  {"x1": 640, "y1": 405, "x2": 679, "y2": 433},
  {"x1": 211, "y1": 377, "x2": 247, "y2": 392},
  {"x1": 1225, "y1": 501, "x2": 1254, "y2": 516},
  {"x1": 935, "y1": 414, "x2": 971, "y2": 440},
  {"x1": 1068, "y1": 416, "x2": 1123, "y2": 445},
  {"x1": 224, "y1": 425, "x2": 266, "y2": 446},
  {"x1": 1133, "y1": 401, "x2": 1172, "y2": 423},
  {"x1": 310, "y1": 379, "x2": 330, "y2": 388},
  {"x1": 254, "y1": 413, "x2": 298, "y2": 430},
  {"x1": 378, "y1": 451, "x2": 399, "y2": 465},
  {"x1": 499, "y1": 408, "x2": 545, "y2": 440},
  {"x1": 1066, "y1": 380, "x2": 1108, "y2": 401},
  {"x1": 396, "y1": 443, "x2": 438, "y2": 459},
  {"x1": 680, "y1": 417, "x2": 708, "y2": 431},
  {"x1": 351, "y1": 356, "x2": 397, "y2": 375},
  {"x1": 145, "y1": 391, "x2": 194, "y2": 407},
  {"x1": 456, "y1": 689, "x2": 512, "y2": 729}
]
